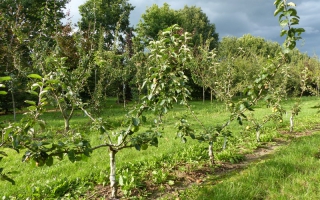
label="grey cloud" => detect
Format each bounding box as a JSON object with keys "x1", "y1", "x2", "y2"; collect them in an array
[{"x1": 65, "y1": 0, "x2": 319, "y2": 57}]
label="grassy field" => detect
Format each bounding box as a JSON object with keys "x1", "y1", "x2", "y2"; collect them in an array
[
  {"x1": 1, "y1": 97, "x2": 320, "y2": 199},
  {"x1": 179, "y1": 132, "x2": 320, "y2": 200}
]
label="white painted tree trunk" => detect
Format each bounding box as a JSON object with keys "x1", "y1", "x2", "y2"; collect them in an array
[
  {"x1": 222, "y1": 137, "x2": 227, "y2": 150},
  {"x1": 208, "y1": 141, "x2": 214, "y2": 165},
  {"x1": 256, "y1": 130, "x2": 260, "y2": 142},
  {"x1": 109, "y1": 149, "x2": 117, "y2": 199},
  {"x1": 290, "y1": 114, "x2": 294, "y2": 132}
]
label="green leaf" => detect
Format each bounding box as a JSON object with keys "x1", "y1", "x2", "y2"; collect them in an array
[
  {"x1": 274, "y1": 5, "x2": 284, "y2": 16},
  {"x1": 132, "y1": 117, "x2": 140, "y2": 126},
  {"x1": 38, "y1": 120, "x2": 46, "y2": 130},
  {"x1": 141, "y1": 144, "x2": 148, "y2": 150},
  {"x1": 0, "y1": 151, "x2": 8, "y2": 156},
  {"x1": 287, "y1": 8, "x2": 297, "y2": 16},
  {"x1": 67, "y1": 150, "x2": 75, "y2": 162},
  {"x1": 142, "y1": 116, "x2": 147, "y2": 123},
  {"x1": 45, "y1": 156, "x2": 54, "y2": 166},
  {"x1": 25, "y1": 100, "x2": 36, "y2": 105},
  {"x1": 280, "y1": 30, "x2": 287, "y2": 37},
  {"x1": 134, "y1": 144, "x2": 141, "y2": 151},
  {"x1": 57, "y1": 153, "x2": 64, "y2": 160},
  {"x1": 0, "y1": 91, "x2": 7, "y2": 95},
  {"x1": 290, "y1": 17, "x2": 299, "y2": 25},
  {"x1": 27, "y1": 74, "x2": 42, "y2": 80},
  {"x1": 0, "y1": 76, "x2": 11, "y2": 82},
  {"x1": 151, "y1": 137, "x2": 159, "y2": 147},
  {"x1": 280, "y1": 19, "x2": 289, "y2": 27},
  {"x1": 27, "y1": 106, "x2": 37, "y2": 112},
  {"x1": 168, "y1": 180, "x2": 175, "y2": 186},
  {"x1": 28, "y1": 90, "x2": 38, "y2": 96},
  {"x1": 0, "y1": 174, "x2": 15, "y2": 185},
  {"x1": 273, "y1": 0, "x2": 282, "y2": 6}
]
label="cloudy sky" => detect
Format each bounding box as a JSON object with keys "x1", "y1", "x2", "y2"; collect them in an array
[{"x1": 64, "y1": 0, "x2": 319, "y2": 57}]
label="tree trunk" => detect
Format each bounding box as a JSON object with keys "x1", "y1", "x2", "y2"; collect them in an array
[
  {"x1": 64, "y1": 118, "x2": 70, "y2": 132},
  {"x1": 11, "y1": 86, "x2": 16, "y2": 121},
  {"x1": 62, "y1": 107, "x2": 74, "y2": 132},
  {"x1": 256, "y1": 130, "x2": 260, "y2": 142},
  {"x1": 222, "y1": 136, "x2": 227, "y2": 150},
  {"x1": 210, "y1": 89, "x2": 213, "y2": 103},
  {"x1": 208, "y1": 141, "x2": 214, "y2": 165},
  {"x1": 123, "y1": 82, "x2": 126, "y2": 108},
  {"x1": 202, "y1": 86, "x2": 205, "y2": 103},
  {"x1": 290, "y1": 114, "x2": 294, "y2": 132},
  {"x1": 109, "y1": 148, "x2": 117, "y2": 199}
]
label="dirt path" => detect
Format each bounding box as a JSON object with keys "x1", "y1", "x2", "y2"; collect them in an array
[
  {"x1": 88, "y1": 128, "x2": 319, "y2": 199},
  {"x1": 153, "y1": 129, "x2": 318, "y2": 199}
]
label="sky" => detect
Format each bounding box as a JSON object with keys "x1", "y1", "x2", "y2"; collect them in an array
[{"x1": 63, "y1": 0, "x2": 319, "y2": 57}]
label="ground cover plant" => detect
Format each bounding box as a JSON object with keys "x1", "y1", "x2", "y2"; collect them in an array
[
  {"x1": 1, "y1": 97, "x2": 320, "y2": 199},
  {"x1": 1, "y1": 0, "x2": 320, "y2": 199},
  {"x1": 178, "y1": 131, "x2": 320, "y2": 200}
]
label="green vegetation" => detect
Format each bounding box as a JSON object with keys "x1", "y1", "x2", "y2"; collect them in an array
[
  {"x1": 179, "y1": 131, "x2": 320, "y2": 200},
  {"x1": 1, "y1": 0, "x2": 320, "y2": 199},
  {"x1": 1, "y1": 97, "x2": 320, "y2": 198}
]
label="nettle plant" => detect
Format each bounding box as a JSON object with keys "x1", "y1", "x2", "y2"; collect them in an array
[
  {"x1": 1, "y1": 25, "x2": 192, "y2": 199},
  {"x1": 177, "y1": 0, "x2": 304, "y2": 164}
]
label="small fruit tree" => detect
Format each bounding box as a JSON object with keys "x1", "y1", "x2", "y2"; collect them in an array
[
  {"x1": 1, "y1": 25, "x2": 193, "y2": 199},
  {"x1": 176, "y1": 0, "x2": 305, "y2": 164}
]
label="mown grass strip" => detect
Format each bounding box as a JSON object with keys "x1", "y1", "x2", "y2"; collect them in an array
[{"x1": 180, "y1": 132, "x2": 320, "y2": 200}]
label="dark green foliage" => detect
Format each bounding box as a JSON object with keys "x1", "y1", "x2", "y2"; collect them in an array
[{"x1": 136, "y1": 3, "x2": 219, "y2": 49}]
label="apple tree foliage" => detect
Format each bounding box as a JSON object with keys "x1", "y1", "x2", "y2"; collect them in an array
[{"x1": 176, "y1": 0, "x2": 305, "y2": 164}]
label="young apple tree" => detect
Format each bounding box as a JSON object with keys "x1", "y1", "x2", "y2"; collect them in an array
[
  {"x1": 3, "y1": 25, "x2": 193, "y2": 199},
  {"x1": 176, "y1": 0, "x2": 305, "y2": 164}
]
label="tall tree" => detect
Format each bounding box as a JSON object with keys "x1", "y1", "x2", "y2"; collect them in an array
[
  {"x1": 78, "y1": 0, "x2": 135, "y2": 110},
  {"x1": 178, "y1": 5, "x2": 218, "y2": 49},
  {"x1": 136, "y1": 3, "x2": 219, "y2": 49},
  {"x1": 136, "y1": 3, "x2": 179, "y2": 42},
  {"x1": 78, "y1": 0, "x2": 134, "y2": 48},
  {"x1": 0, "y1": 0, "x2": 69, "y2": 115}
]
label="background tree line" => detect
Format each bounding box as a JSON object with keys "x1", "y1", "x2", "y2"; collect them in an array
[
  {"x1": 0, "y1": 0, "x2": 312, "y2": 197},
  {"x1": 0, "y1": 0, "x2": 319, "y2": 115}
]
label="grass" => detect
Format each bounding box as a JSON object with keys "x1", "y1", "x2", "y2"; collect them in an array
[
  {"x1": 179, "y1": 132, "x2": 320, "y2": 200},
  {"x1": 0, "y1": 96, "x2": 320, "y2": 198}
]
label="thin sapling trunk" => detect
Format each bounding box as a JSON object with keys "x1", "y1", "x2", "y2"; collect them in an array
[
  {"x1": 222, "y1": 136, "x2": 227, "y2": 150},
  {"x1": 109, "y1": 147, "x2": 117, "y2": 199},
  {"x1": 256, "y1": 129, "x2": 261, "y2": 142},
  {"x1": 290, "y1": 114, "x2": 294, "y2": 132},
  {"x1": 208, "y1": 141, "x2": 214, "y2": 165},
  {"x1": 203, "y1": 86, "x2": 205, "y2": 103}
]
